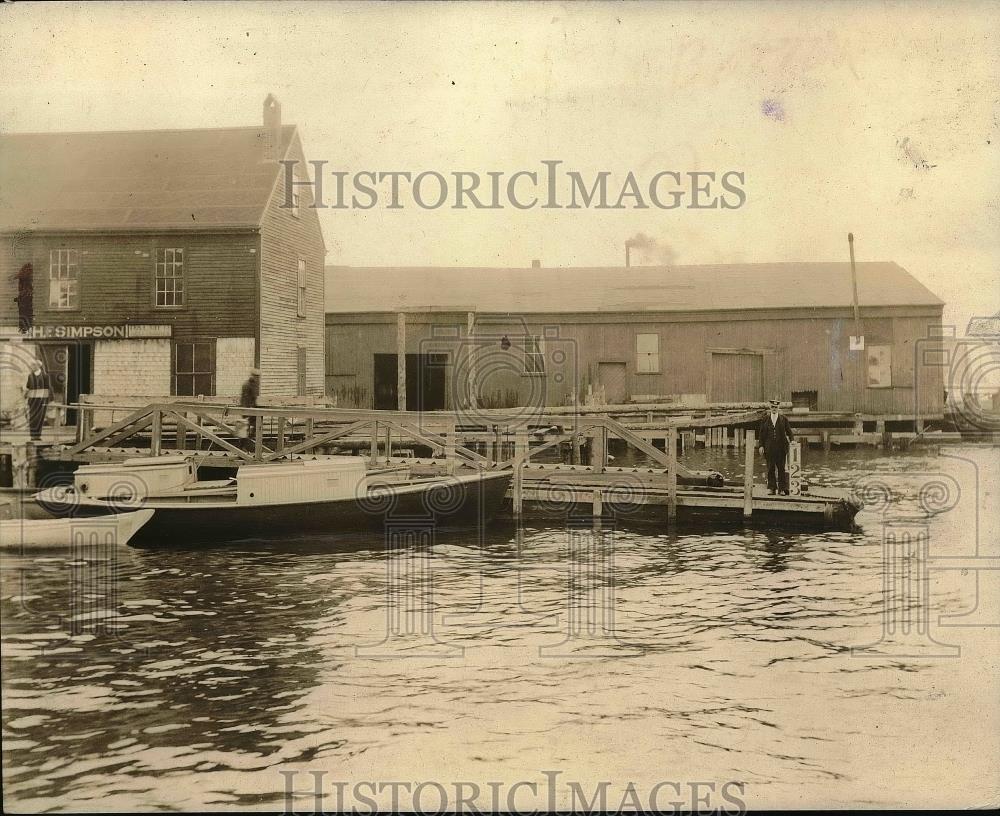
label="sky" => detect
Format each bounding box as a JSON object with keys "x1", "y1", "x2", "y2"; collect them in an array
[{"x1": 1, "y1": 0, "x2": 997, "y2": 329}]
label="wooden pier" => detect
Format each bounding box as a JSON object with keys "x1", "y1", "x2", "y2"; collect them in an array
[{"x1": 27, "y1": 400, "x2": 863, "y2": 529}]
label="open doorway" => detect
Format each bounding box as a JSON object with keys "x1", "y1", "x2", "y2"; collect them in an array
[
  {"x1": 38, "y1": 342, "x2": 91, "y2": 425},
  {"x1": 373, "y1": 353, "x2": 448, "y2": 411}
]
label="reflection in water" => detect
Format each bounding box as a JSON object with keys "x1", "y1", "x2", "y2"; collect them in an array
[
  {"x1": 2, "y1": 447, "x2": 998, "y2": 810},
  {"x1": 752, "y1": 531, "x2": 797, "y2": 573}
]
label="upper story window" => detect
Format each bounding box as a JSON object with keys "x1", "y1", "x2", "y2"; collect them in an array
[
  {"x1": 297, "y1": 259, "x2": 307, "y2": 318},
  {"x1": 49, "y1": 249, "x2": 79, "y2": 309},
  {"x1": 524, "y1": 335, "x2": 544, "y2": 375},
  {"x1": 291, "y1": 191, "x2": 301, "y2": 218},
  {"x1": 636, "y1": 333, "x2": 660, "y2": 373},
  {"x1": 155, "y1": 248, "x2": 184, "y2": 307}
]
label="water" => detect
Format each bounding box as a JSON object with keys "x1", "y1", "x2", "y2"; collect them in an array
[{"x1": 2, "y1": 447, "x2": 998, "y2": 810}]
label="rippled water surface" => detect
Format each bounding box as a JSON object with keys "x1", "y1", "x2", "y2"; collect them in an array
[{"x1": 3, "y1": 447, "x2": 998, "y2": 810}]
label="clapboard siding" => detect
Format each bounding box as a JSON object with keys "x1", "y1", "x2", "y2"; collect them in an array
[
  {"x1": 258, "y1": 134, "x2": 325, "y2": 397},
  {"x1": 0, "y1": 232, "x2": 259, "y2": 338},
  {"x1": 324, "y1": 309, "x2": 945, "y2": 416}
]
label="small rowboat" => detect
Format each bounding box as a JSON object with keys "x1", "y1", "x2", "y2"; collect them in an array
[{"x1": 0, "y1": 508, "x2": 155, "y2": 552}]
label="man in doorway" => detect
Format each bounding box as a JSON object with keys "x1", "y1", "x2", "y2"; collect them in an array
[
  {"x1": 758, "y1": 398, "x2": 794, "y2": 495},
  {"x1": 23, "y1": 358, "x2": 50, "y2": 441},
  {"x1": 240, "y1": 368, "x2": 260, "y2": 450}
]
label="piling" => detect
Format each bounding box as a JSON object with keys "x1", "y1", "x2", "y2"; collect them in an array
[
  {"x1": 150, "y1": 409, "x2": 162, "y2": 456},
  {"x1": 743, "y1": 429, "x2": 755, "y2": 518},
  {"x1": 666, "y1": 427, "x2": 678, "y2": 523},
  {"x1": 513, "y1": 429, "x2": 528, "y2": 517},
  {"x1": 591, "y1": 426, "x2": 607, "y2": 474}
]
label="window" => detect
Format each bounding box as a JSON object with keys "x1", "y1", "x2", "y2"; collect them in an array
[
  {"x1": 524, "y1": 335, "x2": 544, "y2": 375},
  {"x1": 297, "y1": 259, "x2": 307, "y2": 318},
  {"x1": 291, "y1": 191, "x2": 300, "y2": 218},
  {"x1": 867, "y1": 345, "x2": 892, "y2": 388},
  {"x1": 636, "y1": 333, "x2": 660, "y2": 373},
  {"x1": 791, "y1": 390, "x2": 818, "y2": 410},
  {"x1": 49, "y1": 249, "x2": 79, "y2": 309},
  {"x1": 174, "y1": 341, "x2": 215, "y2": 396},
  {"x1": 155, "y1": 248, "x2": 184, "y2": 307}
]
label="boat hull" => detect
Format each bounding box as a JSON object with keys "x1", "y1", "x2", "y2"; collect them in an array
[
  {"x1": 0, "y1": 509, "x2": 155, "y2": 551},
  {"x1": 37, "y1": 471, "x2": 512, "y2": 545}
]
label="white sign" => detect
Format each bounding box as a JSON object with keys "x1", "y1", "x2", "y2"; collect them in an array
[{"x1": 787, "y1": 441, "x2": 802, "y2": 496}]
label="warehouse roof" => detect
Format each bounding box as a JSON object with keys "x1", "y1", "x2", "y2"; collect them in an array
[
  {"x1": 325, "y1": 262, "x2": 944, "y2": 313},
  {"x1": 0, "y1": 125, "x2": 296, "y2": 232}
]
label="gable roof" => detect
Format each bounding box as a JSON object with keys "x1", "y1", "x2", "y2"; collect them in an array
[
  {"x1": 325, "y1": 262, "x2": 944, "y2": 314},
  {"x1": 0, "y1": 125, "x2": 296, "y2": 232}
]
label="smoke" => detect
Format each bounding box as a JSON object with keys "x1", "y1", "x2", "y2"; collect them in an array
[{"x1": 625, "y1": 232, "x2": 677, "y2": 265}]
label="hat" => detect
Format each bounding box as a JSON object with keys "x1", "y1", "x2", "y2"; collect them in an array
[
  {"x1": 249, "y1": 368, "x2": 261, "y2": 376},
  {"x1": 768, "y1": 398, "x2": 780, "y2": 407}
]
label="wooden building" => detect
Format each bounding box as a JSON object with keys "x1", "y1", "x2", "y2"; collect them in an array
[
  {"x1": 324, "y1": 262, "x2": 946, "y2": 422},
  {"x1": 0, "y1": 95, "x2": 325, "y2": 426}
]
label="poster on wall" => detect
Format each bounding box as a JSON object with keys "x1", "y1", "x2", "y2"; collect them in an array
[{"x1": 867, "y1": 344, "x2": 892, "y2": 388}]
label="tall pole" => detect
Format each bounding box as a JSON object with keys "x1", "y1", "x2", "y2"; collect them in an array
[
  {"x1": 466, "y1": 311, "x2": 477, "y2": 410},
  {"x1": 848, "y1": 232, "x2": 861, "y2": 341},
  {"x1": 848, "y1": 232, "x2": 863, "y2": 416},
  {"x1": 396, "y1": 312, "x2": 406, "y2": 412}
]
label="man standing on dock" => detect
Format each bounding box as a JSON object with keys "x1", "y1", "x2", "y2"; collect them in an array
[
  {"x1": 758, "y1": 399, "x2": 794, "y2": 495},
  {"x1": 23, "y1": 357, "x2": 50, "y2": 441},
  {"x1": 240, "y1": 368, "x2": 260, "y2": 450}
]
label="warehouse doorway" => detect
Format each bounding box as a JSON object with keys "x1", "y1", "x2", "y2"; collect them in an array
[
  {"x1": 597, "y1": 361, "x2": 628, "y2": 405},
  {"x1": 373, "y1": 353, "x2": 448, "y2": 411},
  {"x1": 710, "y1": 352, "x2": 763, "y2": 403}
]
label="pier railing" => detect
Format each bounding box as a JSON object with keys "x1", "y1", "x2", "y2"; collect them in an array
[{"x1": 49, "y1": 402, "x2": 779, "y2": 521}]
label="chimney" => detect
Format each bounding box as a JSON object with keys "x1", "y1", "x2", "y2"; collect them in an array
[
  {"x1": 625, "y1": 243, "x2": 631, "y2": 268},
  {"x1": 531, "y1": 259, "x2": 541, "y2": 268},
  {"x1": 263, "y1": 93, "x2": 282, "y2": 161}
]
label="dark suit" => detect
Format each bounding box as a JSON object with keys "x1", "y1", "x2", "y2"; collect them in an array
[
  {"x1": 757, "y1": 412, "x2": 794, "y2": 493},
  {"x1": 240, "y1": 375, "x2": 260, "y2": 450}
]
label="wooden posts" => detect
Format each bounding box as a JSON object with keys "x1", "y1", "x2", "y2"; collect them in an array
[
  {"x1": 591, "y1": 423, "x2": 607, "y2": 474},
  {"x1": 254, "y1": 410, "x2": 264, "y2": 460},
  {"x1": 150, "y1": 408, "x2": 162, "y2": 456},
  {"x1": 369, "y1": 419, "x2": 379, "y2": 465},
  {"x1": 513, "y1": 427, "x2": 529, "y2": 519},
  {"x1": 466, "y1": 311, "x2": 477, "y2": 410},
  {"x1": 396, "y1": 312, "x2": 406, "y2": 412},
  {"x1": 743, "y1": 429, "x2": 755, "y2": 518},
  {"x1": 176, "y1": 410, "x2": 188, "y2": 450},
  {"x1": 591, "y1": 488, "x2": 603, "y2": 520},
  {"x1": 877, "y1": 419, "x2": 891, "y2": 450},
  {"x1": 276, "y1": 416, "x2": 286, "y2": 452},
  {"x1": 666, "y1": 426, "x2": 678, "y2": 523},
  {"x1": 11, "y1": 443, "x2": 38, "y2": 489},
  {"x1": 444, "y1": 420, "x2": 457, "y2": 474}
]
